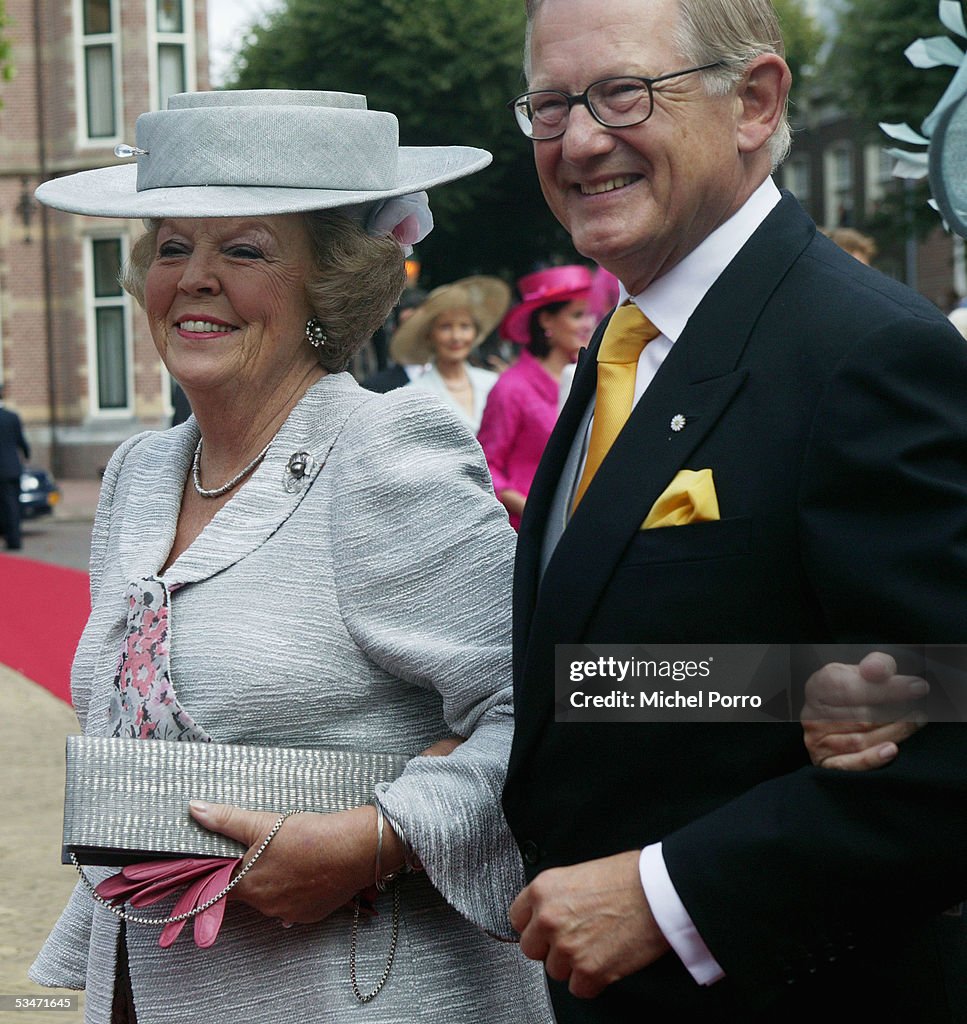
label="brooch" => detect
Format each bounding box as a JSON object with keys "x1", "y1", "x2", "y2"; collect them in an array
[
  {"x1": 670, "y1": 414, "x2": 687, "y2": 433},
  {"x1": 283, "y1": 451, "x2": 314, "y2": 493}
]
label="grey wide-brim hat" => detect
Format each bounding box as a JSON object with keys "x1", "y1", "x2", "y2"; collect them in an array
[
  {"x1": 35, "y1": 90, "x2": 492, "y2": 219},
  {"x1": 390, "y1": 276, "x2": 512, "y2": 365}
]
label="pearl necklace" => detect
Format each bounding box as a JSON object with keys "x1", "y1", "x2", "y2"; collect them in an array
[{"x1": 192, "y1": 438, "x2": 271, "y2": 499}]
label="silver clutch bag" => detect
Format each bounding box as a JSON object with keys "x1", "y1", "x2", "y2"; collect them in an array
[{"x1": 63, "y1": 735, "x2": 410, "y2": 866}]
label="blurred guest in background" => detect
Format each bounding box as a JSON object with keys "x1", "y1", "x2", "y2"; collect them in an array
[
  {"x1": 478, "y1": 266, "x2": 594, "y2": 528},
  {"x1": 170, "y1": 383, "x2": 192, "y2": 427},
  {"x1": 0, "y1": 384, "x2": 30, "y2": 550},
  {"x1": 826, "y1": 226, "x2": 878, "y2": 266},
  {"x1": 391, "y1": 277, "x2": 510, "y2": 432},
  {"x1": 362, "y1": 287, "x2": 429, "y2": 393}
]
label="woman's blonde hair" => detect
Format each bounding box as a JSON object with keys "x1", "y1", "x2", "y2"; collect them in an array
[{"x1": 122, "y1": 212, "x2": 406, "y2": 373}]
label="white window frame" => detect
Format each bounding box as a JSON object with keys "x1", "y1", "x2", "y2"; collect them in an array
[
  {"x1": 784, "y1": 155, "x2": 811, "y2": 208},
  {"x1": 84, "y1": 234, "x2": 135, "y2": 418},
  {"x1": 74, "y1": 0, "x2": 123, "y2": 147},
  {"x1": 823, "y1": 143, "x2": 855, "y2": 227},
  {"x1": 864, "y1": 144, "x2": 893, "y2": 216},
  {"x1": 147, "y1": 0, "x2": 197, "y2": 111}
]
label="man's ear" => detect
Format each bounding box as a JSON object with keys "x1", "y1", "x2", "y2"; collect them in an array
[{"x1": 735, "y1": 54, "x2": 791, "y2": 155}]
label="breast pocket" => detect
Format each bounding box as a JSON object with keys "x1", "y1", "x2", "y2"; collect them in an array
[
  {"x1": 625, "y1": 515, "x2": 752, "y2": 565},
  {"x1": 587, "y1": 517, "x2": 755, "y2": 642}
]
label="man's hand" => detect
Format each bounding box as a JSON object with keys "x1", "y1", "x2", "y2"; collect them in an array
[
  {"x1": 801, "y1": 652, "x2": 928, "y2": 771},
  {"x1": 509, "y1": 850, "x2": 670, "y2": 999}
]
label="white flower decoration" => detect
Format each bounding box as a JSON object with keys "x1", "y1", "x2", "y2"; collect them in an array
[
  {"x1": 341, "y1": 191, "x2": 435, "y2": 257},
  {"x1": 670, "y1": 414, "x2": 687, "y2": 432},
  {"x1": 366, "y1": 192, "x2": 434, "y2": 257}
]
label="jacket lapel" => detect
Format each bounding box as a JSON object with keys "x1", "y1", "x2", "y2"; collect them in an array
[
  {"x1": 513, "y1": 316, "x2": 604, "y2": 670},
  {"x1": 117, "y1": 374, "x2": 375, "y2": 587}
]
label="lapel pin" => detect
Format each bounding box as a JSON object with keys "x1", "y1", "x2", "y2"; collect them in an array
[
  {"x1": 283, "y1": 451, "x2": 314, "y2": 493},
  {"x1": 670, "y1": 414, "x2": 687, "y2": 432}
]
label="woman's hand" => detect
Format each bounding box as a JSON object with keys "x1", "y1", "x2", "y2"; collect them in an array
[
  {"x1": 801, "y1": 652, "x2": 929, "y2": 771},
  {"x1": 188, "y1": 802, "x2": 404, "y2": 925}
]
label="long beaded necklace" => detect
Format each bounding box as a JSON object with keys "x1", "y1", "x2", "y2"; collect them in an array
[{"x1": 192, "y1": 437, "x2": 271, "y2": 499}]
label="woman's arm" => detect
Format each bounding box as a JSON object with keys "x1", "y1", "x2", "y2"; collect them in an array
[
  {"x1": 330, "y1": 391, "x2": 522, "y2": 936},
  {"x1": 477, "y1": 375, "x2": 524, "y2": 500}
]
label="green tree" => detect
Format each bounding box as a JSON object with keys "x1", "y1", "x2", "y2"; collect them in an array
[
  {"x1": 824, "y1": 0, "x2": 955, "y2": 243},
  {"x1": 229, "y1": 0, "x2": 830, "y2": 282},
  {"x1": 229, "y1": 0, "x2": 570, "y2": 283},
  {"x1": 0, "y1": 0, "x2": 14, "y2": 104},
  {"x1": 827, "y1": 0, "x2": 952, "y2": 130},
  {"x1": 774, "y1": 0, "x2": 825, "y2": 91}
]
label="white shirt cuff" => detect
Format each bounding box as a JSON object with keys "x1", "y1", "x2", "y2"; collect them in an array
[{"x1": 640, "y1": 843, "x2": 725, "y2": 986}]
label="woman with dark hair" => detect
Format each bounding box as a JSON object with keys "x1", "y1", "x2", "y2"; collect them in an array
[{"x1": 478, "y1": 266, "x2": 595, "y2": 529}]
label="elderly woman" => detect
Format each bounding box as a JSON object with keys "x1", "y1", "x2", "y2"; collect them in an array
[
  {"x1": 390, "y1": 276, "x2": 510, "y2": 433},
  {"x1": 478, "y1": 265, "x2": 595, "y2": 529},
  {"x1": 30, "y1": 90, "x2": 551, "y2": 1023}
]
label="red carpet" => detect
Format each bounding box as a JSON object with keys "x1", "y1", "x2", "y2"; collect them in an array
[{"x1": 0, "y1": 554, "x2": 90, "y2": 704}]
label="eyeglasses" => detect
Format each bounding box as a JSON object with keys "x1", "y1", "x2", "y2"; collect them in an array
[{"x1": 508, "y1": 63, "x2": 725, "y2": 140}]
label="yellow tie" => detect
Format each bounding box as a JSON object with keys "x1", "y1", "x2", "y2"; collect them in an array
[{"x1": 572, "y1": 303, "x2": 660, "y2": 510}]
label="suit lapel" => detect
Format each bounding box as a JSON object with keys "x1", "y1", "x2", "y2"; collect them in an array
[{"x1": 513, "y1": 316, "x2": 606, "y2": 670}]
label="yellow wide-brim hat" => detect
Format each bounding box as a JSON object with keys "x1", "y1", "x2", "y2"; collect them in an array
[{"x1": 390, "y1": 276, "x2": 512, "y2": 365}]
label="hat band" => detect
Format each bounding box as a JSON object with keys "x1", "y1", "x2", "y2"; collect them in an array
[{"x1": 134, "y1": 107, "x2": 400, "y2": 193}]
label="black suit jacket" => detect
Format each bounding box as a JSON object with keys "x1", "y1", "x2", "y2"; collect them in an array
[
  {"x1": 503, "y1": 194, "x2": 967, "y2": 1022},
  {"x1": 0, "y1": 405, "x2": 29, "y2": 479}
]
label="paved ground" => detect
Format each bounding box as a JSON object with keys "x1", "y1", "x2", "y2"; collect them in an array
[
  {"x1": 0, "y1": 669, "x2": 85, "y2": 1022},
  {"x1": 1, "y1": 481, "x2": 98, "y2": 1020}
]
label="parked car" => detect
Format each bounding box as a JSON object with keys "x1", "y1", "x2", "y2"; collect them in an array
[{"x1": 19, "y1": 466, "x2": 61, "y2": 518}]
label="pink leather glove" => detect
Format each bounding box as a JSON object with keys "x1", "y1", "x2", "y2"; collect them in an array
[{"x1": 95, "y1": 856, "x2": 240, "y2": 948}]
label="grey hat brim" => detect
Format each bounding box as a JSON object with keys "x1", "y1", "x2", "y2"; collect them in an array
[{"x1": 35, "y1": 145, "x2": 491, "y2": 219}]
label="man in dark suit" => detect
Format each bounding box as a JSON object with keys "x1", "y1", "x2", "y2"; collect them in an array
[
  {"x1": 0, "y1": 385, "x2": 30, "y2": 550},
  {"x1": 502, "y1": 0, "x2": 967, "y2": 1020}
]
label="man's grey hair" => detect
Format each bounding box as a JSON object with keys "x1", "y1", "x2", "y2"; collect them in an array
[{"x1": 523, "y1": 0, "x2": 791, "y2": 169}]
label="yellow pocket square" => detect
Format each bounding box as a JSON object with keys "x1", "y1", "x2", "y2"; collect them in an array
[{"x1": 641, "y1": 469, "x2": 720, "y2": 530}]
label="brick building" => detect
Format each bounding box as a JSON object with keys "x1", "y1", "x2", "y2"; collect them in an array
[{"x1": 0, "y1": 0, "x2": 208, "y2": 476}]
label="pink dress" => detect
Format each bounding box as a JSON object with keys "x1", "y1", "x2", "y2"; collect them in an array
[{"x1": 478, "y1": 350, "x2": 560, "y2": 530}]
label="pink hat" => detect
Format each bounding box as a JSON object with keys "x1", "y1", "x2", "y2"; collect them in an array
[{"x1": 499, "y1": 264, "x2": 594, "y2": 344}]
